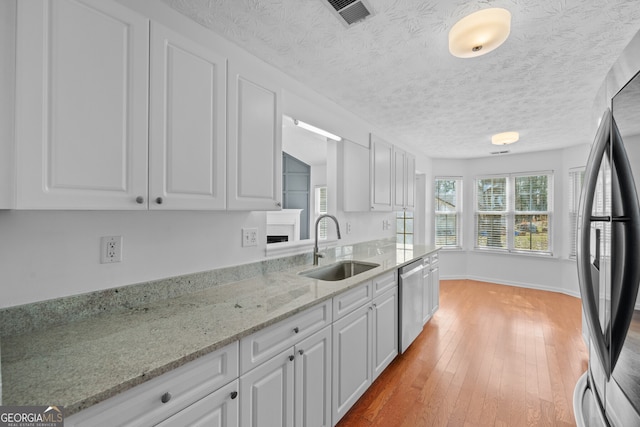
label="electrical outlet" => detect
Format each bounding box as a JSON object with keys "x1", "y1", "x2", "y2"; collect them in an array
[
  {"x1": 101, "y1": 236, "x2": 122, "y2": 263},
  {"x1": 242, "y1": 228, "x2": 258, "y2": 247},
  {"x1": 346, "y1": 222, "x2": 352, "y2": 234}
]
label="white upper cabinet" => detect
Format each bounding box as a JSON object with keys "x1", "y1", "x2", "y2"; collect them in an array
[
  {"x1": 370, "y1": 134, "x2": 393, "y2": 211},
  {"x1": 149, "y1": 23, "x2": 226, "y2": 210},
  {"x1": 393, "y1": 147, "x2": 415, "y2": 211},
  {"x1": 393, "y1": 147, "x2": 407, "y2": 210},
  {"x1": 344, "y1": 136, "x2": 416, "y2": 213},
  {"x1": 342, "y1": 139, "x2": 371, "y2": 212},
  {"x1": 405, "y1": 152, "x2": 416, "y2": 210},
  {"x1": 15, "y1": 0, "x2": 149, "y2": 209},
  {"x1": 227, "y1": 62, "x2": 282, "y2": 211}
]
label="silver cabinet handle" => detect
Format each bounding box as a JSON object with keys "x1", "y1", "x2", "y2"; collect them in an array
[
  {"x1": 161, "y1": 392, "x2": 171, "y2": 403},
  {"x1": 135, "y1": 196, "x2": 144, "y2": 204},
  {"x1": 230, "y1": 391, "x2": 238, "y2": 400},
  {"x1": 155, "y1": 197, "x2": 163, "y2": 204}
]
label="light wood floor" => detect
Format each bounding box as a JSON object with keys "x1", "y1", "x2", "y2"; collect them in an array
[{"x1": 336, "y1": 279, "x2": 589, "y2": 427}]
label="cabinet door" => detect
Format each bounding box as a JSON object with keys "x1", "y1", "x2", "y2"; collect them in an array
[
  {"x1": 405, "y1": 153, "x2": 416, "y2": 210},
  {"x1": 393, "y1": 147, "x2": 406, "y2": 210},
  {"x1": 149, "y1": 23, "x2": 226, "y2": 210},
  {"x1": 422, "y1": 263, "x2": 432, "y2": 324},
  {"x1": 342, "y1": 139, "x2": 370, "y2": 212},
  {"x1": 369, "y1": 134, "x2": 393, "y2": 211},
  {"x1": 227, "y1": 62, "x2": 282, "y2": 210},
  {"x1": 372, "y1": 287, "x2": 398, "y2": 379},
  {"x1": 332, "y1": 303, "x2": 372, "y2": 424},
  {"x1": 294, "y1": 327, "x2": 332, "y2": 427},
  {"x1": 15, "y1": 0, "x2": 149, "y2": 209},
  {"x1": 431, "y1": 264, "x2": 440, "y2": 314},
  {"x1": 155, "y1": 380, "x2": 239, "y2": 427},
  {"x1": 240, "y1": 349, "x2": 294, "y2": 427}
]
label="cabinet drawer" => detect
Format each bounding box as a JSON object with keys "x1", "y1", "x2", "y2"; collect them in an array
[
  {"x1": 372, "y1": 271, "x2": 396, "y2": 297},
  {"x1": 333, "y1": 281, "x2": 372, "y2": 321},
  {"x1": 66, "y1": 341, "x2": 239, "y2": 427},
  {"x1": 240, "y1": 300, "x2": 332, "y2": 374},
  {"x1": 155, "y1": 379, "x2": 239, "y2": 426}
]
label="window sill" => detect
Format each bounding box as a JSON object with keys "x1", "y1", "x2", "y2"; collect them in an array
[
  {"x1": 473, "y1": 247, "x2": 555, "y2": 258},
  {"x1": 437, "y1": 246, "x2": 463, "y2": 251}
]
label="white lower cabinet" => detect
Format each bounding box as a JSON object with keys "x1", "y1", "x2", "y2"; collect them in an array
[
  {"x1": 422, "y1": 252, "x2": 440, "y2": 324},
  {"x1": 372, "y1": 287, "x2": 398, "y2": 379},
  {"x1": 422, "y1": 257, "x2": 432, "y2": 325},
  {"x1": 239, "y1": 326, "x2": 332, "y2": 427},
  {"x1": 156, "y1": 380, "x2": 239, "y2": 427},
  {"x1": 431, "y1": 260, "x2": 440, "y2": 314},
  {"x1": 332, "y1": 302, "x2": 373, "y2": 424},
  {"x1": 295, "y1": 327, "x2": 333, "y2": 427},
  {"x1": 332, "y1": 278, "x2": 398, "y2": 425},
  {"x1": 240, "y1": 348, "x2": 294, "y2": 427}
]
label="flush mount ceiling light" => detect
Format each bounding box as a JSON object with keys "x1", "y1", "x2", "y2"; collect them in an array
[
  {"x1": 294, "y1": 119, "x2": 342, "y2": 141},
  {"x1": 449, "y1": 8, "x2": 511, "y2": 58},
  {"x1": 491, "y1": 131, "x2": 519, "y2": 145}
]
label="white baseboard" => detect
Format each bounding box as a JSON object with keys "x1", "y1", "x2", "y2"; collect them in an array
[{"x1": 440, "y1": 274, "x2": 582, "y2": 299}]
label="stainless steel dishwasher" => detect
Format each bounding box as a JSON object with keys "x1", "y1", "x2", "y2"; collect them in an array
[{"x1": 399, "y1": 259, "x2": 424, "y2": 353}]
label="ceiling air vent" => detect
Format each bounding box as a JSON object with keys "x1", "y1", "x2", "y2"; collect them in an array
[{"x1": 322, "y1": 0, "x2": 374, "y2": 27}]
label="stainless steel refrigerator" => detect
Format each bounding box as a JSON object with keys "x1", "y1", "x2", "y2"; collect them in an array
[{"x1": 574, "y1": 29, "x2": 640, "y2": 426}]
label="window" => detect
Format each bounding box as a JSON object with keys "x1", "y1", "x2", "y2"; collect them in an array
[
  {"x1": 315, "y1": 186, "x2": 328, "y2": 240},
  {"x1": 396, "y1": 210, "x2": 414, "y2": 245},
  {"x1": 435, "y1": 177, "x2": 463, "y2": 248},
  {"x1": 476, "y1": 176, "x2": 507, "y2": 249},
  {"x1": 475, "y1": 172, "x2": 553, "y2": 254},
  {"x1": 568, "y1": 168, "x2": 585, "y2": 259}
]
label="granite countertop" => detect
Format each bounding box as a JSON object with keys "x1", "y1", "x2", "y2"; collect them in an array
[{"x1": 0, "y1": 241, "x2": 438, "y2": 416}]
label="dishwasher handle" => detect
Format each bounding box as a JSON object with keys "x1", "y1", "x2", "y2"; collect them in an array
[{"x1": 400, "y1": 264, "x2": 424, "y2": 280}]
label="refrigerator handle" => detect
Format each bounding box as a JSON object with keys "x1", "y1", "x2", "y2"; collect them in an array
[
  {"x1": 608, "y1": 117, "x2": 640, "y2": 372},
  {"x1": 577, "y1": 109, "x2": 611, "y2": 378}
]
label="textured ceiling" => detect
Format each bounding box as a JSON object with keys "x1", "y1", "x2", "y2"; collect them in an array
[{"x1": 162, "y1": 0, "x2": 640, "y2": 159}]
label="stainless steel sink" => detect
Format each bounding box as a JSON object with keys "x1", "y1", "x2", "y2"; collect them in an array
[{"x1": 299, "y1": 261, "x2": 379, "y2": 281}]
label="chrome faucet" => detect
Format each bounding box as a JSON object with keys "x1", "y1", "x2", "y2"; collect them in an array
[{"x1": 314, "y1": 214, "x2": 341, "y2": 265}]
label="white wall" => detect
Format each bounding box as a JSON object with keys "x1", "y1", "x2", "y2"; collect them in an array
[
  {"x1": 434, "y1": 144, "x2": 591, "y2": 297},
  {"x1": 0, "y1": 1, "x2": 15, "y2": 208},
  {"x1": 1, "y1": 0, "x2": 399, "y2": 309}
]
